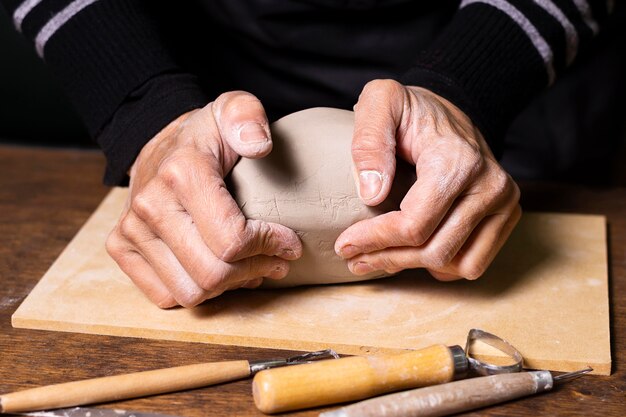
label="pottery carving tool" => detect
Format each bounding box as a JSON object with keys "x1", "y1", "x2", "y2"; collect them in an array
[
  {"x1": 319, "y1": 367, "x2": 593, "y2": 417},
  {"x1": 252, "y1": 329, "x2": 523, "y2": 414},
  {"x1": 0, "y1": 349, "x2": 338, "y2": 414}
]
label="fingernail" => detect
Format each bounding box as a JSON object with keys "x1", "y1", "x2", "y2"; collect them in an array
[
  {"x1": 239, "y1": 122, "x2": 268, "y2": 143},
  {"x1": 351, "y1": 261, "x2": 375, "y2": 275},
  {"x1": 337, "y1": 244, "x2": 360, "y2": 259},
  {"x1": 359, "y1": 170, "x2": 383, "y2": 201}
]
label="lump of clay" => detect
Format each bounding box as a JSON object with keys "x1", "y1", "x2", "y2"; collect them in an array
[{"x1": 227, "y1": 107, "x2": 415, "y2": 287}]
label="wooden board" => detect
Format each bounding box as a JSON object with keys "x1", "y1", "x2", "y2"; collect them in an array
[{"x1": 12, "y1": 188, "x2": 611, "y2": 374}]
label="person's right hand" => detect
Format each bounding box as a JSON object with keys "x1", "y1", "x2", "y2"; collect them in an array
[{"x1": 105, "y1": 91, "x2": 303, "y2": 308}]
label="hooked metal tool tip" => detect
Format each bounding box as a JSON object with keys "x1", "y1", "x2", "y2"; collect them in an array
[
  {"x1": 553, "y1": 366, "x2": 593, "y2": 383},
  {"x1": 287, "y1": 349, "x2": 341, "y2": 363},
  {"x1": 249, "y1": 349, "x2": 340, "y2": 374}
]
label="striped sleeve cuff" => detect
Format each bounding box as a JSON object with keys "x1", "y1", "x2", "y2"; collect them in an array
[{"x1": 401, "y1": 0, "x2": 610, "y2": 156}]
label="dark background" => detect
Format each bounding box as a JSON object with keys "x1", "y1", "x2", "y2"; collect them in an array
[
  {"x1": 0, "y1": 6, "x2": 90, "y2": 148},
  {"x1": 1, "y1": 5, "x2": 625, "y2": 184}
]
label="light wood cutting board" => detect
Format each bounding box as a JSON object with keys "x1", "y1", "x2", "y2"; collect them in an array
[{"x1": 12, "y1": 188, "x2": 611, "y2": 374}]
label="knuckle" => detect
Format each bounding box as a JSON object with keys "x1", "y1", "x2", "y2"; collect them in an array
[
  {"x1": 216, "y1": 242, "x2": 242, "y2": 263},
  {"x1": 105, "y1": 234, "x2": 143, "y2": 282},
  {"x1": 206, "y1": 174, "x2": 227, "y2": 196},
  {"x1": 158, "y1": 155, "x2": 189, "y2": 191},
  {"x1": 208, "y1": 188, "x2": 251, "y2": 262},
  {"x1": 399, "y1": 217, "x2": 429, "y2": 246},
  {"x1": 352, "y1": 128, "x2": 392, "y2": 154},
  {"x1": 216, "y1": 219, "x2": 274, "y2": 262},
  {"x1": 118, "y1": 215, "x2": 139, "y2": 241},
  {"x1": 492, "y1": 170, "x2": 511, "y2": 195},
  {"x1": 429, "y1": 270, "x2": 462, "y2": 281},
  {"x1": 216, "y1": 91, "x2": 262, "y2": 121},
  {"x1": 175, "y1": 290, "x2": 206, "y2": 308},
  {"x1": 105, "y1": 231, "x2": 123, "y2": 258},
  {"x1": 255, "y1": 221, "x2": 276, "y2": 251},
  {"x1": 422, "y1": 245, "x2": 454, "y2": 270},
  {"x1": 482, "y1": 163, "x2": 513, "y2": 197},
  {"x1": 453, "y1": 143, "x2": 483, "y2": 179},
  {"x1": 460, "y1": 262, "x2": 487, "y2": 280},
  {"x1": 362, "y1": 79, "x2": 403, "y2": 97},
  {"x1": 154, "y1": 293, "x2": 177, "y2": 309},
  {"x1": 214, "y1": 218, "x2": 250, "y2": 262},
  {"x1": 356, "y1": 79, "x2": 404, "y2": 115},
  {"x1": 379, "y1": 258, "x2": 402, "y2": 274},
  {"x1": 205, "y1": 289, "x2": 226, "y2": 301},
  {"x1": 130, "y1": 191, "x2": 158, "y2": 222},
  {"x1": 198, "y1": 265, "x2": 230, "y2": 290},
  {"x1": 464, "y1": 144, "x2": 483, "y2": 170}
]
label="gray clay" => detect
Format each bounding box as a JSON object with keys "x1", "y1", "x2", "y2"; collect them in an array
[{"x1": 228, "y1": 107, "x2": 415, "y2": 287}]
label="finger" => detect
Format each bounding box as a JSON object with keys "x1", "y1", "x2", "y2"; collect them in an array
[
  {"x1": 400, "y1": 164, "x2": 516, "y2": 269},
  {"x1": 242, "y1": 278, "x2": 264, "y2": 289},
  {"x1": 426, "y1": 270, "x2": 463, "y2": 281},
  {"x1": 199, "y1": 254, "x2": 289, "y2": 299},
  {"x1": 156, "y1": 150, "x2": 302, "y2": 262},
  {"x1": 441, "y1": 204, "x2": 522, "y2": 280},
  {"x1": 106, "y1": 230, "x2": 177, "y2": 308},
  {"x1": 345, "y1": 201, "x2": 520, "y2": 277},
  {"x1": 118, "y1": 209, "x2": 208, "y2": 307},
  {"x1": 352, "y1": 79, "x2": 405, "y2": 206},
  {"x1": 336, "y1": 147, "x2": 484, "y2": 258},
  {"x1": 131, "y1": 180, "x2": 292, "y2": 291},
  {"x1": 212, "y1": 91, "x2": 272, "y2": 158},
  {"x1": 403, "y1": 184, "x2": 517, "y2": 270}
]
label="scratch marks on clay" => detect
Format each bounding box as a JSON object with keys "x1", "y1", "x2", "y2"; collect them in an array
[{"x1": 272, "y1": 195, "x2": 281, "y2": 224}]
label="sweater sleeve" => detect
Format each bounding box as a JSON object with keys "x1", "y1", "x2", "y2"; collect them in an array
[
  {"x1": 400, "y1": 0, "x2": 613, "y2": 157},
  {"x1": 0, "y1": 0, "x2": 209, "y2": 185}
]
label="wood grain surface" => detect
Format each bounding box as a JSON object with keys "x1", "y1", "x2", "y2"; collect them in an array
[{"x1": 1, "y1": 144, "x2": 625, "y2": 416}]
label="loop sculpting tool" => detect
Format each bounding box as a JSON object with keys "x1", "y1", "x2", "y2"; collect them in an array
[
  {"x1": 319, "y1": 367, "x2": 593, "y2": 417},
  {"x1": 0, "y1": 349, "x2": 338, "y2": 414},
  {"x1": 252, "y1": 329, "x2": 523, "y2": 414}
]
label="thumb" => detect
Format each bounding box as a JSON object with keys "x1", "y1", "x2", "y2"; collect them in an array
[
  {"x1": 352, "y1": 79, "x2": 404, "y2": 206},
  {"x1": 212, "y1": 91, "x2": 272, "y2": 159}
]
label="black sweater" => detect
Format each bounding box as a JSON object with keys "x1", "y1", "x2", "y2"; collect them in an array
[{"x1": 0, "y1": 0, "x2": 612, "y2": 184}]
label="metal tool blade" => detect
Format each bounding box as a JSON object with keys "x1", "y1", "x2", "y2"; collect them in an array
[{"x1": 22, "y1": 407, "x2": 180, "y2": 417}]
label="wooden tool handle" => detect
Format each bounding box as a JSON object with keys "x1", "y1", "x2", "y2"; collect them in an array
[
  {"x1": 321, "y1": 371, "x2": 554, "y2": 417},
  {"x1": 0, "y1": 360, "x2": 250, "y2": 413},
  {"x1": 252, "y1": 344, "x2": 456, "y2": 414}
]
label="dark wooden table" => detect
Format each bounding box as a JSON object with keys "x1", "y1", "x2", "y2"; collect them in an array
[{"x1": 1, "y1": 144, "x2": 625, "y2": 416}]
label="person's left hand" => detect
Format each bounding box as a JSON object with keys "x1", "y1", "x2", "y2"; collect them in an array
[{"x1": 335, "y1": 79, "x2": 521, "y2": 281}]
